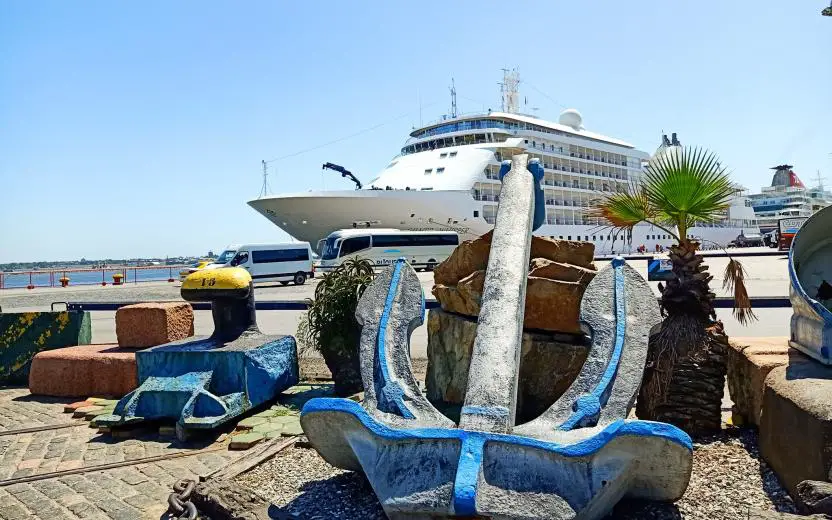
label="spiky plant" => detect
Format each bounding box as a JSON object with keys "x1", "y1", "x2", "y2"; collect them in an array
[
  {"x1": 297, "y1": 257, "x2": 374, "y2": 395},
  {"x1": 590, "y1": 146, "x2": 756, "y2": 433}
]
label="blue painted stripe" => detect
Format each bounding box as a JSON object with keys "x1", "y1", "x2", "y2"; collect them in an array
[
  {"x1": 559, "y1": 257, "x2": 627, "y2": 430},
  {"x1": 375, "y1": 259, "x2": 415, "y2": 419},
  {"x1": 452, "y1": 434, "x2": 485, "y2": 516},
  {"x1": 300, "y1": 397, "x2": 694, "y2": 455},
  {"x1": 461, "y1": 405, "x2": 509, "y2": 418}
]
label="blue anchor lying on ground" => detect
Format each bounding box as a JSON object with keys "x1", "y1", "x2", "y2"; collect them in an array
[
  {"x1": 96, "y1": 268, "x2": 299, "y2": 440},
  {"x1": 300, "y1": 154, "x2": 693, "y2": 519}
]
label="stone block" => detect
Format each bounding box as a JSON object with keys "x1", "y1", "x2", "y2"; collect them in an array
[
  {"x1": 727, "y1": 337, "x2": 793, "y2": 426},
  {"x1": 433, "y1": 274, "x2": 587, "y2": 334},
  {"x1": 29, "y1": 344, "x2": 138, "y2": 397},
  {"x1": 426, "y1": 308, "x2": 589, "y2": 422},
  {"x1": 0, "y1": 310, "x2": 91, "y2": 384},
  {"x1": 759, "y1": 356, "x2": 832, "y2": 496},
  {"x1": 433, "y1": 230, "x2": 595, "y2": 286},
  {"x1": 115, "y1": 302, "x2": 194, "y2": 348},
  {"x1": 229, "y1": 432, "x2": 263, "y2": 450},
  {"x1": 528, "y1": 258, "x2": 596, "y2": 284}
]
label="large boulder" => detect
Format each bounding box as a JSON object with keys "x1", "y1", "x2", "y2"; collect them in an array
[
  {"x1": 425, "y1": 309, "x2": 589, "y2": 423},
  {"x1": 432, "y1": 231, "x2": 596, "y2": 335},
  {"x1": 434, "y1": 231, "x2": 595, "y2": 286}
]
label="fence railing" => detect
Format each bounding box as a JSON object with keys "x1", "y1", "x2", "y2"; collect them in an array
[{"x1": 0, "y1": 265, "x2": 190, "y2": 290}]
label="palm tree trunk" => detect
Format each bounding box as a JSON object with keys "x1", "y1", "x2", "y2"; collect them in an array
[{"x1": 636, "y1": 240, "x2": 727, "y2": 434}]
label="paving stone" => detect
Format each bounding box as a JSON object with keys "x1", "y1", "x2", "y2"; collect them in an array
[
  {"x1": 10, "y1": 468, "x2": 33, "y2": 478},
  {"x1": 252, "y1": 409, "x2": 279, "y2": 418},
  {"x1": 0, "y1": 504, "x2": 31, "y2": 520},
  {"x1": 281, "y1": 422, "x2": 304, "y2": 436},
  {"x1": 252, "y1": 421, "x2": 284, "y2": 434},
  {"x1": 236, "y1": 416, "x2": 268, "y2": 429},
  {"x1": 62, "y1": 401, "x2": 92, "y2": 413},
  {"x1": 123, "y1": 492, "x2": 161, "y2": 510},
  {"x1": 229, "y1": 431, "x2": 264, "y2": 450},
  {"x1": 87, "y1": 398, "x2": 118, "y2": 405},
  {"x1": 72, "y1": 405, "x2": 103, "y2": 418},
  {"x1": 83, "y1": 408, "x2": 115, "y2": 420}
]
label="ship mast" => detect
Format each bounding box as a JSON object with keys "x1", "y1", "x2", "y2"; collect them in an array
[
  {"x1": 449, "y1": 78, "x2": 458, "y2": 119},
  {"x1": 499, "y1": 68, "x2": 520, "y2": 113}
]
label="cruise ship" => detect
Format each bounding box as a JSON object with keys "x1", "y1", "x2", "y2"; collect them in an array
[
  {"x1": 249, "y1": 71, "x2": 759, "y2": 254},
  {"x1": 749, "y1": 165, "x2": 832, "y2": 233}
]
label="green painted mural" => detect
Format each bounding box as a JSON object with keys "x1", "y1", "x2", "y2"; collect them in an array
[{"x1": 0, "y1": 311, "x2": 91, "y2": 385}]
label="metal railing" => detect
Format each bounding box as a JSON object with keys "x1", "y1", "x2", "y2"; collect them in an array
[{"x1": 0, "y1": 265, "x2": 189, "y2": 290}]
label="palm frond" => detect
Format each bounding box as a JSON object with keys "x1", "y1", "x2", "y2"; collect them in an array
[
  {"x1": 643, "y1": 147, "x2": 736, "y2": 232},
  {"x1": 587, "y1": 185, "x2": 654, "y2": 230},
  {"x1": 723, "y1": 258, "x2": 757, "y2": 325}
]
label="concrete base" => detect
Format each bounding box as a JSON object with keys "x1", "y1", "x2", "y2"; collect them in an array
[
  {"x1": 759, "y1": 353, "x2": 832, "y2": 496},
  {"x1": 727, "y1": 337, "x2": 794, "y2": 426},
  {"x1": 28, "y1": 344, "x2": 138, "y2": 397}
]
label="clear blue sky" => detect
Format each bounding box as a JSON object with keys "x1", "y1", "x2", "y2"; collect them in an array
[{"x1": 1, "y1": 1, "x2": 830, "y2": 263}]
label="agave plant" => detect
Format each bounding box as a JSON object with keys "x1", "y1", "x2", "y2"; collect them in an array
[
  {"x1": 823, "y1": 1, "x2": 832, "y2": 16},
  {"x1": 590, "y1": 146, "x2": 755, "y2": 433},
  {"x1": 297, "y1": 257, "x2": 375, "y2": 395}
]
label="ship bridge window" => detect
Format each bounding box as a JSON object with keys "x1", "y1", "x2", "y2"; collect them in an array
[
  {"x1": 424, "y1": 169, "x2": 432, "y2": 175},
  {"x1": 440, "y1": 153, "x2": 447, "y2": 158},
  {"x1": 449, "y1": 152, "x2": 457, "y2": 157},
  {"x1": 436, "y1": 167, "x2": 445, "y2": 174}
]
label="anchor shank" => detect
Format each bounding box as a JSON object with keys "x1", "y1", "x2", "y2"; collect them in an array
[
  {"x1": 211, "y1": 287, "x2": 259, "y2": 342},
  {"x1": 459, "y1": 154, "x2": 534, "y2": 433}
]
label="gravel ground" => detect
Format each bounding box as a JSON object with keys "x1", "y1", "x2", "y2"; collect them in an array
[{"x1": 237, "y1": 428, "x2": 796, "y2": 520}]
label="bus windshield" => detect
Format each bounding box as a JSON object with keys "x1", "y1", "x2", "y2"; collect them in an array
[
  {"x1": 215, "y1": 249, "x2": 237, "y2": 264},
  {"x1": 321, "y1": 237, "x2": 341, "y2": 260}
]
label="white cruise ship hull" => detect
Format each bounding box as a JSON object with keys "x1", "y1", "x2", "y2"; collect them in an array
[{"x1": 248, "y1": 190, "x2": 754, "y2": 254}]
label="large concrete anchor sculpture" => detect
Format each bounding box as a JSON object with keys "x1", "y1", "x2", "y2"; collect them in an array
[
  {"x1": 301, "y1": 154, "x2": 693, "y2": 519},
  {"x1": 97, "y1": 268, "x2": 299, "y2": 439}
]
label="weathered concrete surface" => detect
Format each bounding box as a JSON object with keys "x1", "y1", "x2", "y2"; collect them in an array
[
  {"x1": 28, "y1": 343, "x2": 138, "y2": 397},
  {"x1": 759, "y1": 355, "x2": 832, "y2": 496},
  {"x1": 425, "y1": 308, "x2": 588, "y2": 422},
  {"x1": 0, "y1": 310, "x2": 91, "y2": 384},
  {"x1": 788, "y1": 204, "x2": 832, "y2": 364},
  {"x1": 727, "y1": 337, "x2": 792, "y2": 426},
  {"x1": 459, "y1": 154, "x2": 534, "y2": 433},
  {"x1": 115, "y1": 301, "x2": 194, "y2": 348}
]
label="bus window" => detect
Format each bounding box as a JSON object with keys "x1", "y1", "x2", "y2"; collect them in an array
[
  {"x1": 339, "y1": 236, "x2": 371, "y2": 257},
  {"x1": 321, "y1": 237, "x2": 341, "y2": 260},
  {"x1": 252, "y1": 249, "x2": 309, "y2": 263}
]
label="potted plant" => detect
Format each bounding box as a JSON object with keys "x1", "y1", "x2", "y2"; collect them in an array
[
  {"x1": 297, "y1": 257, "x2": 375, "y2": 396},
  {"x1": 590, "y1": 146, "x2": 755, "y2": 434}
]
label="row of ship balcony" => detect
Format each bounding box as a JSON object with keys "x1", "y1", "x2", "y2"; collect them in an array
[
  {"x1": 485, "y1": 164, "x2": 629, "y2": 182},
  {"x1": 473, "y1": 192, "x2": 606, "y2": 207}
]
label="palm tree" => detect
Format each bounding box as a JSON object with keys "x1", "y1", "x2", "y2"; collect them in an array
[{"x1": 589, "y1": 146, "x2": 755, "y2": 434}]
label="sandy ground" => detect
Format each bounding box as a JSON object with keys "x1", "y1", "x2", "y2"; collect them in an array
[{"x1": 0, "y1": 252, "x2": 793, "y2": 358}]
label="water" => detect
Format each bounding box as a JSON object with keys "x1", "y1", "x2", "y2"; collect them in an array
[{"x1": 0, "y1": 267, "x2": 184, "y2": 289}]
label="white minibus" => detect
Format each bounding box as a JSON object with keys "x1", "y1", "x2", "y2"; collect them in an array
[
  {"x1": 211, "y1": 243, "x2": 315, "y2": 285},
  {"x1": 318, "y1": 229, "x2": 459, "y2": 271}
]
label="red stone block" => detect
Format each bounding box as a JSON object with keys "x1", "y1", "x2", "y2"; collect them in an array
[
  {"x1": 115, "y1": 302, "x2": 194, "y2": 348},
  {"x1": 29, "y1": 344, "x2": 138, "y2": 398}
]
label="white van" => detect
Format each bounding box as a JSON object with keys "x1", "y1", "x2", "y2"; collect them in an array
[
  {"x1": 212, "y1": 243, "x2": 315, "y2": 285},
  {"x1": 318, "y1": 229, "x2": 459, "y2": 271}
]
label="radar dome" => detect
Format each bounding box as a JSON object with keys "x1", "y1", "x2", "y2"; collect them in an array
[{"x1": 558, "y1": 109, "x2": 583, "y2": 130}]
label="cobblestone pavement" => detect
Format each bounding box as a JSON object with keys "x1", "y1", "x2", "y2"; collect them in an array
[{"x1": 0, "y1": 388, "x2": 241, "y2": 519}]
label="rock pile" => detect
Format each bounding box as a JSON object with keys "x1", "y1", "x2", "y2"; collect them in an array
[{"x1": 432, "y1": 230, "x2": 596, "y2": 334}]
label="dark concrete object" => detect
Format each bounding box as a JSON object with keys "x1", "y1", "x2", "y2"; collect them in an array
[
  {"x1": 0, "y1": 310, "x2": 91, "y2": 384},
  {"x1": 95, "y1": 268, "x2": 298, "y2": 437},
  {"x1": 789, "y1": 204, "x2": 832, "y2": 364},
  {"x1": 300, "y1": 154, "x2": 692, "y2": 519}
]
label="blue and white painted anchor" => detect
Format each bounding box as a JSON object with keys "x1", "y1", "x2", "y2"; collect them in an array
[
  {"x1": 96, "y1": 268, "x2": 299, "y2": 440},
  {"x1": 301, "y1": 155, "x2": 693, "y2": 519}
]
